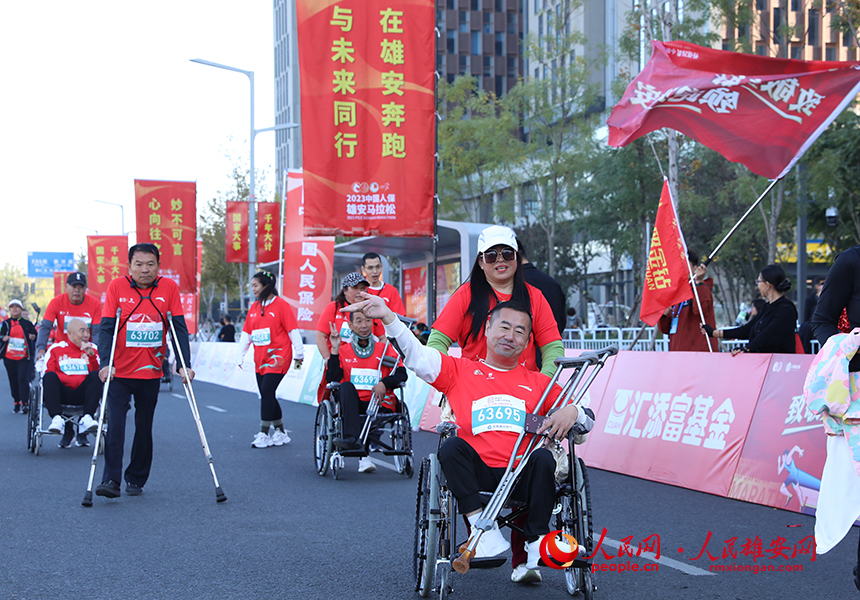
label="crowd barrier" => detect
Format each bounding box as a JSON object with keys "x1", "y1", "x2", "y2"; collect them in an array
[{"x1": 192, "y1": 341, "x2": 825, "y2": 516}]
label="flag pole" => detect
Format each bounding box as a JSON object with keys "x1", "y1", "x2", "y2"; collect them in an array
[{"x1": 703, "y1": 177, "x2": 781, "y2": 266}]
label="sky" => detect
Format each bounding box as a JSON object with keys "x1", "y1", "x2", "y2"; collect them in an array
[{"x1": 1, "y1": 1, "x2": 278, "y2": 273}]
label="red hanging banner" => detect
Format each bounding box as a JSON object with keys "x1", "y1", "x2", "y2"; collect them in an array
[
  {"x1": 225, "y1": 201, "x2": 250, "y2": 263},
  {"x1": 607, "y1": 41, "x2": 860, "y2": 179},
  {"x1": 87, "y1": 235, "x2": 129, "y2": 303},
  {"x1": 256, "y1": 201, "x2": 280, "y2": 264},
  {"x1": 297, "y1": 0, "x2": 435, "y2": 237},
  {"x1": 283, "y1": 170, "x2": 335, "y2": 327},
  {"x1": 134, "y1": 180, "x2": 197, "y2": 293},
  {"x1": 53, "y1": 272, "x2": 75, "y2": 298}
]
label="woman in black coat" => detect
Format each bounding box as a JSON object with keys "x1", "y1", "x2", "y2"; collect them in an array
[{"x1": 702, "y1": 264, "x2": 797, "y2": 354}]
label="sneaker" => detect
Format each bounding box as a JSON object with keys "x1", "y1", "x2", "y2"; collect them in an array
[
  {"x1": 251, "y1": 432, "x2": 272, "y2": 448},
  {"x1": 80, "y1": 414, "x2": 99, "y2": 434},
  {"x1": 511, "y1": 564, "x2": 542, "y2": 584},
  {"x1": 95, "y1": 480, "x2": 121, "y2": 498},
  {"x1": 58, "y1": 426, "x2": 74, "y2": 449},
  {"x1": 13, "y1": 403, "x2": 20, "y2": 414},
  {"x1": 358, "y1": 456, "x2": 377, "y2": 473},
  {"x1": 126, "y1": 483, "x2": 143, "y2": 496},
  {"x1": 75, "y1": 433, "x2": 90, "y2": 447},
  {"x1": 48, "y1": 415, "x2": 64, "y2": 434},
  {"x1": 21, "y1": 403, "x2": 28, "y2": 414},
  {"x1": 270, "y1": 430, "x2": 291, "y2": 446},
  {"x1": 466, "y1": 516, "x2": 510, "y2": 558}
]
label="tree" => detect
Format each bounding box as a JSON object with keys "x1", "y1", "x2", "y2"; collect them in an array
[{"x1": 0, "y1": 263, "x2": 29, "y2": 310}]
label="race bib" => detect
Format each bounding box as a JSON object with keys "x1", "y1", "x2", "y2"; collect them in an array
[
  {"x1": 59, "y1": 357, "x2": 89, "y2": 376},
  {"x1": 471, "y1": 395, "x2": 527, "y2": 436},
  {"x1": 126, "y1": 322, "x2": 163, "y2": 348},
  {"x1": 62, "y1": 315, "x2": 92, "y2": 334},
  {"x1": 251, "y1": 327, "x2": 272, "y2": 346},
  {"x1": 339, "y1": 321, "x2": 353, "y2": 344},
  {"x1": 350, "y1": 368, "x2": 379, "y2": 391},
  {"x1": 7, "y1": 338, "x2": 26, "y2": 354}
]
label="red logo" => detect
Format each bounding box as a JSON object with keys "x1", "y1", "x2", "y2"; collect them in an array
[{"x1": 539, "y1": 530, "x2": 579, "y2": 569}]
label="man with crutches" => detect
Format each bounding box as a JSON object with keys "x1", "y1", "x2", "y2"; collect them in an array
[
  {"x1": 93, "y1": 243, "x2": 194, "y2": 499},
  {"x1": 344, "y1": 294, "x2": 593, "y2": 582}
]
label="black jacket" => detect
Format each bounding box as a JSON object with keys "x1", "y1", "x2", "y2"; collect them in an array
[
  {"x1": 722, "y1": 295, "x2": 797, "y2": 353},
  {"x1": 812, "y1": 245, "x2": 860, "y2": 370},
  {"x1": 0, "y1": 317, "x2": 37, "y2": 360}
]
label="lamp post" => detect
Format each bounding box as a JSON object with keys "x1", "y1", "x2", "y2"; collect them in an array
[
  {"x1": 190, "y1": 58, "x2": 299, "y2": 304},
  {"x1": 94, "y1": 199, "x2": 125, "y2": 234}
]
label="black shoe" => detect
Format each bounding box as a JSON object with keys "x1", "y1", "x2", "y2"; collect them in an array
[
  {"x1": 95, "y1": 480, "x2": 121, "y2": 499},
  {"x1": 75, "y1": 433, "x2": 90, "y2": 447},
  {"x1": 13, "y1": 403, "x2": 20, "y2": 414},
  {"x1": 58, "y1": 429, "x2": 74, "y2": 449},
  {"x1": 334, "y1": 436, "x2": 362, "y2": 451},
  {"x1": 125, "y1": 483, "x2": 143, "y2": 496},
  {"x1": 21, "y1": 403, "x2": 28, "y2": 414}
]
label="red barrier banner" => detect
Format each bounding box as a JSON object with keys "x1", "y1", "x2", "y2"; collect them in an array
[
  {"x1": 583, "y1": 351, "x2": 770, "y2": 496},
  {"x1": 134, "y1": 180, "x2": 197, "y2": 293},
  {"x1": 225, "y1": 201, "x2": 249, "y2": 263},
  {"x1": 53, "y1": 272, "x2": 75, "y2": 297},
  {"x1": 728, "y1": 354, "x2": 823, "y2": 514},
  {"x1": 256, "y1": 201, "x2": 280, "y2": 264},
  {"x1": 297, "y1": 0, "x2": 435, "y2": 237},
  {"x1": 87, "y1": 235, "x2": 129, "y2": 303},
  {"x1": 403, "y1": 266, "x2": 427, "y2": 323},
  {"x1": 283, "y1": 170, "x2": 335, "y2": 327}
]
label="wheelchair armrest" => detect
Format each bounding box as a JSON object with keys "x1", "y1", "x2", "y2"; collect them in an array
[{"x1": 326, "y1": 382, "x2": 341, "y2": 390}]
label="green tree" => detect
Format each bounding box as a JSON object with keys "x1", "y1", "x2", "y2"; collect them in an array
[{"x1": 0, "y1": 264, "x2": 28, "y2": 310}]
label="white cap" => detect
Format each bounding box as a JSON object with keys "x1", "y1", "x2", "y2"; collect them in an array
[
  {"x1": 477, "y1": 225, "x2": 517, "y2": 254},
  {"x1": 9, "y1": 299, "x2": 23, "y2": 309}
]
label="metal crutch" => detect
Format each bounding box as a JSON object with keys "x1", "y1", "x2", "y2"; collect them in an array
[
  {"x1": 357, "y1": 338, "x2": 399, "y2": 446},
  {"x1": 166, "y1": 311, "x2": 227, "y2": 503},
  {"x1": 82, "y1": 308, "x2": 122, "y2": 507},
  {"x1": 452, "y1": 346, "x2": 618, "y2": 573}
]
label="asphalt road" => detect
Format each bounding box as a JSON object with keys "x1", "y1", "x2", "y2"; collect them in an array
[{"x1": 0, "y1": 374, "x2": 857, "y2": 600}]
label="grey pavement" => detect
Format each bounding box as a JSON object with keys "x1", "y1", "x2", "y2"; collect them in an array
[{"x1": 0, "y1": 373, "x2": 857, "y2": 599}]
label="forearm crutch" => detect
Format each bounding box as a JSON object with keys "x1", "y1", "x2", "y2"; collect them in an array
[
  {"x1": 82, "y1": 308, "x2": 122, "y2": 507},
  {"x1": 452, "y1": 346, "x2": 618, "y2": 573},
  {"x1": 166, "y1": 312, "x2": 227, "y2": 503},
  {"x1": 357, "y1": 338, "x2": 399, "y2": 445}
]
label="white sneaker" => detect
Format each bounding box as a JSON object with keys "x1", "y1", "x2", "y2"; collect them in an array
[
  {"x1": 251, "y1": 432, "x2": 272, "y2": 448},
  {"x1": 80, "y1": 414, "x2": 99, "y2": 434},
  {"x1": 358, "y1": 456, "x2": 377, "y2": 473},
  {"x1": 48, "y1": 415, "x2": 64, "y2": 434},
  {"x1": 467, "y1": 515, "x2": 510, "y2": 558},
  {"x1": 526, "y1": 539, "x2": 542, "y2": 569},
  {"x1": 511, "y1": 563, "x2": 542, "y2": 583},
  {"x1": 270, "y1": 430, "x2": 291, "y2": 446}
]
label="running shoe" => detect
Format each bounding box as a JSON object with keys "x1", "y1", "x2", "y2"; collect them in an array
[
  {"x1": 95, "y1": 480, "x2": 121, "y2": 498},
  {"x1": 358, "y1": 456, "x2": 377, "y2": 473},
  {"x1": 58, "y1": 427, "x2": 74, "y2": 448},
  {"x1": 75, "y1": 433, "x2": 90, "y2": 447},
  {"x1": 251, "y1": 432, "x2": 272, "y2": 448},
  {"x1": 511, "y1": 564, "x2": 542, "y2": 583},
  {"x1": 80, "y1": 414, "x2": 99, "y2": 434},
  {"x1": 13, "y1": 403, "x2": 20, "y2": 414},
  {"x1": 48, "y1": 415, "x2": 64, "y2": 434},
  {"x1": 270, "y1": 430, "x2": 291, "y2": 446},
  {"x1": 126, "y1": 483, "x2": 143, "y2": 496}
]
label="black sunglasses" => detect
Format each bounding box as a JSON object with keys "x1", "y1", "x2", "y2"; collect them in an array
[{"x1": 482, "y1": 248, "x2": 516, "y2": 263}]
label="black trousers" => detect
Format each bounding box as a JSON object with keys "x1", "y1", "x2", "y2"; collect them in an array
[
  {"x1": 438, "y1": 436, "x2": 556, "y2": 541},
  {"x1": 337, "y1": 381, "x2": 392, "y2": 440},
  {"x1": 4, "y1": 357, "x2": 31, "y2": 406},
  {"x1": 102, "y1": 378, "x2": 160, "y2": 487},
  {"x1": 256, "y1": 373, "x2": 285, "y2": 422},
  {"x1": 42, "y1": 370, "x2": 102, "y2": 418}
]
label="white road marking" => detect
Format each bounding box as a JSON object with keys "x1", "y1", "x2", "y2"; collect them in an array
[
  {"x1": 206, "y1": 406, "x2": 227, "y2": 413},
  {"x1": 171, "y1": 393, "x2": 185, "y2": 400},
  {"x1": 602, "y1": 537, "x2": 715, "y2": 576}
]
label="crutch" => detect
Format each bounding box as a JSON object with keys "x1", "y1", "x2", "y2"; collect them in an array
[
  {"x1": 357, "y1": 338, "x2": 399, "y2": 446},
  {"x1": 166, "y1": 311, "x2": 227, "y2": 503},
  {"x1": 452, "y1": 345, "x2": 618, "y2": 573},
  {"x1": 82, "y1": 308, "x2": 122, "y2": 507}
]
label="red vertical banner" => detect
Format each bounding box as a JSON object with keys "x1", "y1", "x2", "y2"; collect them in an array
[
  {"x1": 134, "y1": 180, "x2": 197, "y2": 293},
  {"x1": 87, "y1": 236, "x2": 129, "y2": 303},
  {"x1": 225, "y1": 201, "x2": 249, "y2": 263},
  {"x1": 53, "y1": 272, "x2": 74, "y2": 297},
  {"x1": 283, "y1": 170, "x2": 335, "y2": 327},
  {"x1": 178, "y1": 238, "x2": 203, "y2": 336},
  {"x1": 297, "y1": 0, "x2": 435, "y2": 237},
  {"x1": 256, "y1": 201, "x2": 280, "y2": 264},
  {"x1": 402, "y1": 266, "x2": 427, "y2": 323}
]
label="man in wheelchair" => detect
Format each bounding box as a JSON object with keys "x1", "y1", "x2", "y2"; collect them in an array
[
  {"x1": 42, "y1": 318, "x2": 102, "y2": 448},
  {"x1": 344, "y1": 295, "x2": 594, "y2": 583},
  {"x1": 326, "y1": 310, "x2": 407, "y2": 473}
]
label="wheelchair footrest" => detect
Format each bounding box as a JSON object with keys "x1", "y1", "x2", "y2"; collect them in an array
[
  {"x1": 380, "y1": 450, "x2": 410, "y2": 456},
  {"x1": 466, "y1": 557, "x2": 507, "y2": 570}
]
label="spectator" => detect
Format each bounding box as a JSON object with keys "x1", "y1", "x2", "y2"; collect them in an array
[
  {"x1": 657, "y1": 251, "x2": 718, "y2": 352},
  {"x1": 2, "y1": 299, "x2": 37, "y2": 413},
  {"x1": 361, "y1": 252, "x2": 406, "y2": 315},
  {"x1": 517, "y1": 240, "x2": 566, "y2": 336},
  {"x1": 218, "y1": 315, "x2": 236, "y2": 342},
  {"x1": 805, "y1": 276, "x2": 825, "y2": 323}
]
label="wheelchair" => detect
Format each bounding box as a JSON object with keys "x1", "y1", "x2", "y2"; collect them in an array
[
  {"x1": 27, "y1": 366, "x2": 106, "y2": 456},
  {"x1": 413, "y1": 347, "x2": 617, "y2": 599}
]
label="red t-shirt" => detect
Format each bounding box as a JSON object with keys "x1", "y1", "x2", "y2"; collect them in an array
[
  {"x1": 45, "y1": 340, "x2": 100, "y2": 389},
  {"x1": 431, "y1": 355, "x2": 559, "y2": 468},
  {"x1": 367, "y1": 283, "x2": 406, "y2": 316},
  {"x1": 335, "y1": 341, "x2": 401, "y2": 410},
  {"x1": 431, "y1": 283, "x2": 562, "y2": 372},
  {"x1": 5, "y1": 320, "x2": 28, "y2": 361},
  {"x1": 44, "y1": 293, "x2": 103, "y2": 346},
  {"x1": 104, "y1": 276, "x2": 184, "y2": 379},
  {"x1": 316, "y1": 301, "x2": 384, "y2": 353},
  {"x1": 242, "y1": 296, "x2": 299, "y2": 374}
]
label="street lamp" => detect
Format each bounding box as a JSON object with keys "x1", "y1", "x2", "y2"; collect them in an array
[
  {"x1": 94, "y1": 199, "x2": 125, "y2": 234},
  {"x1": 190, "y1": 58, "x2": 299, "y2": 303}
]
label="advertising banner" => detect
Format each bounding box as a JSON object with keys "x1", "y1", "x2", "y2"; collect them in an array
[
  {"x1": 283, "y1": 170, "x2": 335, "y2": 328},
  {"x1": 87, "y1": 235, "x2": 129, "y2": 303},
  {"x1": 53, "y1": 272, "x2": 74, "y2": 297},
  {"x1": 256, "y1": 201, "x2": 280, "y2": 264},
  {"x1": 403, "y1": 266, "x2": 427, "y2": 323},
  {"x1": 297, "y1": 0, "x2": 435, "y2": 237},
  {"x1": 28, "y1": 252, "x2": 74, "y2": 279},
  {"x1": 225, "y1": 201, "x2": 249, "y2": 263},
  {"x1": 134, "y1": 180, "x2": 197, "y2": 293},
  {"x1": 583, "y1": 351, "x2": 770, "y2": 496}
]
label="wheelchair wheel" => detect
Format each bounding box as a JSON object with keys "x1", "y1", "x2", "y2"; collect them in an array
[
  {"x1": 392, "y1": 406, "x2": 413, "y2": 477},
  {"x1": 560, "y1": 456, "x2": 594, "y2": 598},
  {"x1": 313, "y1": 401, "x2": 333, "y2": 476},
  {"x1": 414, "y1": 455, "x2": 441, "y2": 597}
]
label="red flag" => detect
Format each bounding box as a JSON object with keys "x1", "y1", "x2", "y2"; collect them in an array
[
  {"x1": 608, "y1": 41, "x2": 860, "y2": 179},
  {"x1": 225, "y1": 201, "x2": 249, "y2": 263},
  {"x1": 87, "y1": 236, "x2": 129, "y2": 303},
  {"x1": 296, "y1": 0, "x2": 435, "y2": 237},
  {"x1": 640, "y1": 182, "x2": 693, "y2": 326},
  {"x1": 256, "y1": 201, "x2": 280, "y2": 264}
]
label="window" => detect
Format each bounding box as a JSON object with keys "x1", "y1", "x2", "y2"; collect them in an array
[
  {"x1": 447, "y1": 0, "x2": 455, "y2": 9},
  {"x1": 496, "y1": 75, "x2": 504, "y2": 96},
  {"x1": 495, "y1": 32, "x2": 504, "y2": 54},
  {"x1": 507, "y1": 56, "x2": 516, "y2": 72},
  {"x1": 756, "y1": 44, "x2": 767, "y2": 55},
  {"x1": 507, "y1": 12, "x2": 517, "y2": 34},
  {"x1": 773, "y1": 8, "x2": 782, "y2": 31},
  {"x1": 459, "y1": 11, "x2": 468, "y2": 33},
  {"x1": 471, "y1": 31, "x2": 480, "y2": 53},
  {"x1": 808, "y1": 10, "x2": 819, "y2": 46},
  {"x1": 496, "y1": 0, "x2": 503, "y2": 10},
  {"x1": 471, "y1": 0, "x2": 479, "y2": 9},
  {"x1": 483, "y1": 12, "x2": 492, "y2": 33},
  {"x1": 459, "y1": 55, "x2": 468, "y2": 73},
  {"x1": 447, "y1": 30, "x2": 456, "y2": 53},
  {"x1": 791, "y1": 0, "x2": 798, "y2": 10},
  {"x1": 538, "y1": 14, "x2": 543, "y2": 40},
  {"x1": 484, "y1": 56, "x2": 493, "y2": 76},
  {"x1": 437, "y1": 53, "x2": 444, "y2": 70},
  {"x1": 755, "y1": 0, "x2": 764, "y2": 10},
  {"x1": 790, "y1": 45, "x2": 802, "y2": 59},
  {"x1": 826, "y1": 46, "x2": 836, "y2": 60}
]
